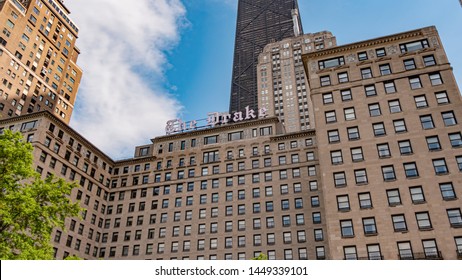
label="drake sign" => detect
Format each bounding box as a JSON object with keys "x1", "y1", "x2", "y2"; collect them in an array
[{"x1": 166, "y1": 106, "x2": 268, "y2": 135}]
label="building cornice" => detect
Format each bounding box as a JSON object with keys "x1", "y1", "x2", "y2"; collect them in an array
[{"x1": 271, "y1": 129, "x2": 316, "y2": 142}]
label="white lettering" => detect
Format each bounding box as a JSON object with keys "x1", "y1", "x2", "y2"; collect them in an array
[
  {"x1": 233, "y1": 111, "x2": 243, "y2": 122},
  {"x1": 245, "y1": 106, "x2": 256, "y2": 120}
]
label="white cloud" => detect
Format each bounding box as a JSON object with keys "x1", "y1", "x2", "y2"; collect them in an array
[{"x1": 65, "y1": 0, "x2": 186, "y2": 159}]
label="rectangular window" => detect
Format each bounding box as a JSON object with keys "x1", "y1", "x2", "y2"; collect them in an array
[
  {"x1": 363, "y1": 218, "x2": 377, "y2": 235},
  {"x1": 440, "y1": 182, "x2": 456, "y2": 200},
  {"x1": 432, "y1": 158, "x2": 448, "y2": 175},
  {"x1": 393, "y1": 119, "x2": 407, "y2": 133},
  {"x1": 365, "y1": 85, "x2": 377, "y2": 97},
  {"x1": 426, "y1": 136, "x2": 441, "y2": 151},
  {"x1": 325, "y1": 110, "x2": 336, "y2": 123},
  {"x1": 449, "y1": 133, "x2": 462, "y2": 148},
  {"x1": 373, "y1": 122, "x2": 386, "y2": 137},
  {"x1": 319, "y1": 56, "x2": 345, "y2": 69},
  {"x1": 409, "y1": 76, "x2": 422, "y2": 89},
  {"x1": 323, "y1": 93, "x2": 333, "y2": 104},
  {"x1": 423, "y1": 55, "x2": 436, "y2": 66},
  {"x1": 384, "y1": 81, "x2": 396, "y2": 93},
  {"x1": 358, "y1": 51, "x2": 368, "y2": 61},
  {"x1": 448, "y1": 209, "x2": 462, "y2": 227},
  {"x1": 354, "y1": 169, "x2": 368, "y2": 184},
  {"x1": 359, "y1": 192, "x2": 372, "y2": 209},
  {"x1": 341, "y1": 89, "x2": 352, "y2": 101},
  {"x1": 398, "y1": 242, "x2": 413, "y2": 260},
  {"x1": 414, "y1": 95, "x2": 428, "y2": 108},
  {"x1": 430, "y1": 73, "x2": 443, "y2": 86},
  {"x1": 416, "y1": 212, "x2": 432, "y2": 230},
  {"x1": 387, "y1": 189, "x2": 401, "y2": 206},
  {"x1": 338, "y1": 72, "x2": 349, "y2": 83},
  {"x1": 368, "y1": 103, "x2": 381, "y2": 117},
  {"x1": 204, "y1": 135, "x2": 218, "y2": 145},
  {"x1": 351, "y1": 147, "x2": 364, "y2": 162},
  {"x1": 320, "y1": 75, "x2": 331, "y2": 86},
  {"x1": 361, "y1": 68, "x2": 373, "y2": 79},
  {"x1": 404, "y1": 59, "x2": 416, "y2": 70},
  {"x1": 376, "y1": 48, "x2": 386, "y2": 57},
  {"x1": 330, "y1": 150, "x2": 343, "y2": 165},
  {"x1": 228, "y1": 131, "x2": 243, "y2": 141},
  {"x1": 409, "y1": 186, "x2": 425, "y2": 203},
  {"x1": 334, "y1": 172, "x2": 346, "y2": 187},
  {"x1": 382, "y1": 165, "x2": 396, "y2": 181},
  {"x1": 420, "y1": 115, "x2": 435, "y2": 130},
  {"x1": 399, "y1": 140, "x2": 413, "y2": 155},
  {"x1": 400, "y1": 39, "x2": 429, "y2": 53},
  {"x1": 344, "y1": 107, "x2": 356, "y2": 121},
  {"x1": 379, "y1": 64, "x2": 391, "y2": 75},
  {"x1": 340, "y1": 220, "x2": 354, "y2": 237},
  {"x1": 337, "y1": 195, "x2": 350, "y2": 211},
  {"x1": 393, "y1": 215, "x2": 408, "y2": 232},
  {"x1": 435, "y1": 91, "x2": 449, "y2": 104},
  {"x1": 347, "y1": 126, "x2": 360, "y2": 140},
  {"x1": 442, "y1": 111, "x2": 457, "y2": 126},
  {"x1": 404, "y1": 162, "x2": 419, "y2": 178},
  {"x1": 328, "y1": 130, "x2": 340, "y2": 143},
  {"x1": 388, "y1": 100, "x2": 401, "y2": 113}
]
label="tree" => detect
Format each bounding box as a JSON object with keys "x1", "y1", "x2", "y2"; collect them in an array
[
  {"x1": 251, "y1": 253, "x2": 268, "y2": 260},
  {"x1": 0, "y1": 130, "x2": 81, "y2": 260}
]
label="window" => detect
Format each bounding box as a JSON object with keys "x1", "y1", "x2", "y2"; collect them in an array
[
  {"x1": 409, "y1": 77, "x2": 422, "y2": 89},
  {"x1": 400, "y1": 39, "x2": 429, "y2": 53},
  {"x1": 423, "y1": 54, "x2": 436, "y2": 66},
  {"x1": 320, "y1": 75, "x2": 331, "y2": 86},
  {"x1": 379, "y1": 64, "x2": 391, "y2": 75},
  {"x1": 420, "y1": 115, "x2": 434, "y2": 129},
  {"x1": 347, "y1": 126, "x2": 360, "y2": 140},
  {"x1": 433, "y1": 159, "x2": 449, "y2": 175},
  {"x1": 319, "y1": 56, "x2": 345, "y2": 69},
  {"x1": 316, "y1": 247, "x2": 326, "y2": 260},
  {"x1": 442, "y1": 111, "x2": 457, "y2": 126},
  {"x1": 365, "y1": 85, "x2": 376, "y2": 96},
  {"x1": 376, "y1": 48, "x2": 386, "y2": 57},
  {"x1": 337, "y1": 195, "x2": 350, "y2": 211},
  {"x1": 447, "y1": 209, "x2": 462, "y2": 227},
  {"x1": 363, "y1": 218, "x2": 377, "y2": 235},
  {"x1": 387, "y1": 189, "x2": 401, "y2": 206},
  {"x1": 323, "y1": 93, "x2": 333, "y2": 104},
  {"x1": 388, "y1": 100, "x2": 401, "y2": 113},
  {"x1": 358, "y1": 51, "x2": 368, "y2": 61},
  {"x1": 367, "y1": 245, "x2": 382, "y2": 260},
  {"x1": 440, "y1": 182, "x2": 456, "y2": 200},
  {"x1": 312, "y1": 212, "x2": 321, "y2": 224},
  {"x1": 398, "y1": 242, "x2": 413, "y2": 260},
  {"x1": 341, "y1": 89, "x2": 352, "y2": 101},
  {"x1": 361, "y1": 68, "x2": 373, "y2": 79},
  {"x1": 382, "y1": 165, "x2": 396, "y2": 181},
  {"x1": 204, "y1": 135, "x2": 218, "y2": 145},
  {"x1": 429, "y1": 73, "x2": 443, "y2": 86},
  {"x1": 435, "y1": 91, "x2": 449, "y2": 104},
  {"x1": 414, "y1": 95, "x2": 428, "y2": 108},
  {"x1": 416, "y1": 212, "x2": 432, "y2": 230},
  {"x1": 354, "y1": 169, "x2": 368, "y2": 184},
  {"x1": 373, "y1": 122, "x2": 386, "y2": 136},
  {"x1": 449, "y1": 133, "x2": 462, "y2": 148},
  {"x1": 377, "y1": 143, "x2": 391, "y2": 158},
  {"x1": 457, "y1": 156, "x2": 462, "y2": 171},
  {"x1": 393, "y1": 119, "x2": 407, "y2": 133},
  {"x1": 426, "y1": 136, "x2": 441, "y2": 151},
  {"x1": 327, "y1": 130, "x2": 340, "y2": 143},
  {"x1": 334, "y1": 172, "x2": 346, "y2": 187},
  {"x1": 359, "y1": 192, "x2": 372, "y2": 209},
  {"x1": 344, "y1": 107, "x2": 356, "y2": 121},
  {"x1": 338, "y1": 72, "x2": 349, "y2": 83},
  {"x1": 368, "y1": 103, "x2": 381, "y2": 117},
  {"x1": 392, "y1": 215, "x2": 408, "y2": 232},
  {"x1": 330, "y1": 150, "x2": 343, "y2": 165},
  {"x1": 325, "y1": 111, "x2": 336, "y2": 123},
  {"x1": 398, "y1": 140, "x2": 413, "y2": 155},
  {"x1": 404, "y1": 163, "x2": 419, "y2": 178},
  {"x1": 341, "y1": 220, "x2": 354, "y2": 237},
  {"x1": 226, "y1": 131, "x2": 245, "y2": 142},
  {"x1": 403, "y1": 59, "x2": 416, "y2": 70},
  {"x1": 384, "y1": 81, "x2": 396, "y2": 93},
  {"x1": 350, "y1": 147, "x2": 364, "y2": 162},
  {"x1": 203, "y1": 150, "x2": 219, "y2": 163},
  {"x1": 314, "y1": 229, "x2": 323, "y2": 241},
  {"x1": 409, "y1": 186, "x2": 425, "y2": 203}
]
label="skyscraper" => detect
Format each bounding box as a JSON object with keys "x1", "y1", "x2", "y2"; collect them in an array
[
  {"x1": 0, "y1": 0, "x2": 82, "y2": 124},
  {"x1": 229, "y1": 0, "x2": 302, "y2": 113}
]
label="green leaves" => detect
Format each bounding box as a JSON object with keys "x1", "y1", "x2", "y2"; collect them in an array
[{"x1": 0, "y1": 130, "x2": 81, "y2": 260}]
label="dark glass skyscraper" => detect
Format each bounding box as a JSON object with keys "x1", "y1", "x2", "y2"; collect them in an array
[{"x1": 229, "y1": 0, "x2": 303, "y2": 113}]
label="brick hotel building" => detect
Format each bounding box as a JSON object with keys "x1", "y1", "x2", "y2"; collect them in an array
[{"x1": 1, "y1": 0, "x2": 462, "y2": 260}]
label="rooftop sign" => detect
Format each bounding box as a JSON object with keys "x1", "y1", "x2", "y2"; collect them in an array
[{"x1": 165, "y1": 106, "x2": 268, "y2": 135}]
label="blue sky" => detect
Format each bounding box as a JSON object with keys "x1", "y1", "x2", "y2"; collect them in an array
[
  {"x1": 67, "y1": 0, "x2": 462, "y2": 159},
  {"x1": 169, "y1": 0, "x2": 462, "y2": 121}
]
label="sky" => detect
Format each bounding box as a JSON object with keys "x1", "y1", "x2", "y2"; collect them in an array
[{"x1": 66, "y1": 0, "x2": 462, "y2": 160}]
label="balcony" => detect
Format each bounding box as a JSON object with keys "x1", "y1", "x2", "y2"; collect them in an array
[{"x1": 399, "y1": 251, "x2": 443, "y2": 260}]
